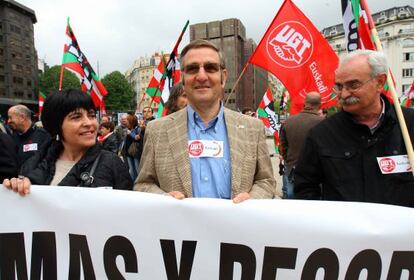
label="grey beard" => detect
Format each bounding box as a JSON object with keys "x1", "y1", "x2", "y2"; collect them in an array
[{"x1": 339, "y1": 96, "x2": 360, "y2": 106}]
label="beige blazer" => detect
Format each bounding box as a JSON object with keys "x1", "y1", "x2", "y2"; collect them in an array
[{"x1": 134, "y1": 108, "x2": 276, "y2": 198}]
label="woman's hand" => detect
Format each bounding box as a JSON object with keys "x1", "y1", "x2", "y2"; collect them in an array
[{"x1": 2, "y1": 176, "x2": 32, "y2": 196}]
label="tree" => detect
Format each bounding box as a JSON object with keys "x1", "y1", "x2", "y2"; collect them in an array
[
  {"x1": 101, "y1": 71, "x2": 134, "y2": 112},
  {"x1": 39, "y1": 65, "x2": 80, "y2": 95}
]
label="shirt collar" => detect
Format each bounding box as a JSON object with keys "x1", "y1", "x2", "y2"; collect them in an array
[
  {"x1": 187, "y1": 102, "x2": 224, "y2": 131},
  {"x1": 370, "y1": 97, "x2": 386, "y2": 133}
]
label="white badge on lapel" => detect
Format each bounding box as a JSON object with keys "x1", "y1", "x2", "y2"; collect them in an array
[
  {"x1": 188, "y1": 140, "x2": 224, "y2": 158},
  {"x1": 23, "y1": 143, "x2": 38, "y2": 152},
  {"x1": 376, "y1": 155, "x2": 411, "y2": 174}
]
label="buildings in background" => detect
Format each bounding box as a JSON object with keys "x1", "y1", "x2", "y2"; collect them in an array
[
  {"x1": 323, "y1": 5, "x2": 414, "y2": 96},
  {"x1": 0, "y1": 0, "x2": 38, "y2": 117},
  {"x1": 125, "y1": 52, "x2": 169, "y2": 112},
  {"x1": 190, "y1": 18, "x2": 268, "y2": 111},
  {"x1": 37, "y1": 58, "x2": 49, "y2": 75}
]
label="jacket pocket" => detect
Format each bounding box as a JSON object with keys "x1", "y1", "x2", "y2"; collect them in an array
[{"x1": 319, "y1": 148, "x2": 360, "y2": 184}]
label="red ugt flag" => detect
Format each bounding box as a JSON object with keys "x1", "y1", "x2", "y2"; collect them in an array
[{"x1": 250, "y1": 0, "x2": 338, "y2": 115}]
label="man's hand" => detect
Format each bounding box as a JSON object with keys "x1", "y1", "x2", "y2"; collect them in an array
[
  {"x1": 233, "y1": 192, "x2": 251, "y2": 203},
  {"x1": 168, "y1": 191, "x2": 186, "y2": 200},
  {"x1": 2, "y1": 176, "x2": 32, "y2": 196}
]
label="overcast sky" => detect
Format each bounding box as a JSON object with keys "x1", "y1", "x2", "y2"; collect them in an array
[{"x1": 19, "y1": 0, "x2": 413, "y2": 76}]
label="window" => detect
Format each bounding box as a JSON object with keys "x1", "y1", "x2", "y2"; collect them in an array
[
  {"x1": 0, "y1": 48, "x2": 3, "y2": 56},
  {"x1": 0, "y1": 75, "x2": 4, "y2": 82},
  {"x1": 404, "y1": 52, "x2": 414, "y2": 62},
  {"x1": 13, "y1": 77, "x2": 23, "y2": 84},
  {"x1": 10, "y1": 24, "x2": 21, "y2": 34},
  {"x1": 403, "y1": 84, "x2": 411, "y2": 93},
  {"x1": 14, "y1": 91, "x2": 24, "y2": 97},
  {"x1": 403, "y1": 68, "x2": 413, "y2": 78},
  {"x1": 402, "y1": 39, "x2": 414, "y2": 48},
  {"x1": 27, "y1": 80, "x2": 32, "y2": 86}
]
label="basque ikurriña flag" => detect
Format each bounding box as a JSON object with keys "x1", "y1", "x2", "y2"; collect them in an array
[
  {"x1": 400, "y1": 82, "x2": 414, "y2": 108},
  {"x1": 61, "y1": 18, "x2": 107, "y2": 107},
  {"x1": 257, "y1": 87, "x2": 281, "y2": 150},
  {"x1": 250, "y1": 0, "x2": 338, "y2": 115},
  {"x1": 341, "y1": 0, "x2": 394, "y2": 102},
  {"x1": 38, "y1": 91, "x2": 46, "y2": 117}
]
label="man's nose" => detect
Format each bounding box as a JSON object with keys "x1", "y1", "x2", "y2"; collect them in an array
[{"x1": 195, "y1": 66, "x2": 209, "y2": 81}]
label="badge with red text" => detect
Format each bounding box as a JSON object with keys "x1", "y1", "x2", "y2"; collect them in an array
[
  {"x1": 376, "y1": 155, "x2": 412, "y2": 174},
  {"x1": 23, "y1": 143, "x2": 38, "y2": 152},
  {"x1": 188, "y1": 140, "x2": 223, "y2": 158}
]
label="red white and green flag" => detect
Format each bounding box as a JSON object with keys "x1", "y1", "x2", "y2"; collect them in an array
[
  {"x1": 279, "y1": 90, "x2": 289, "y2": 113},
  {"x1": 144, "y1": 58, "x2": 166, "y2": 106},
  {"x1": 249, "y1": 0, "x2": 338, "y2": 115},
  {"x1": 156, "y1": 52, "x2": 181, "y2": 118},
  {"x1": 38, "y1": 91, "x2": 46, "y2": 116},
  {"x1": 257, "y1": 87, "x2": 281, "y2": 152},
  {"x1": 142, "y1": 20, "x2": 189, "y2": 118},
  {"x1": 400, "y1": 82, "x2": 414, "y2": 108},
  {"x1": 60, "y1": 18, "x2": 107, "y2": 107},
  {"x1": 341, "y1": 0, "x2": 394, "y2": 102}
]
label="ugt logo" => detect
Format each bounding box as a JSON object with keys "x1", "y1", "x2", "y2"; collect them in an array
[{"x1": 266, "y1": 21, "x2": 313, "y2": 68}]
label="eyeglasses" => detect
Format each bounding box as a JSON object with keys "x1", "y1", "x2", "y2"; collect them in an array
[
  {"x1": 333, "y1": 77, "x2": 375, "y2": 93},
  {"x1": 183, "y1": 62, "x2": 222, "y2": 74}
]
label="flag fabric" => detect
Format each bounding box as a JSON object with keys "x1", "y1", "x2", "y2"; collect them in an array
[
  {"x1": 341, "y1": 0, "x2": 394, "y2": 102},
  {"x1": 279, "y1": 90, "x2": 289, "y2": 113},
  {"x1": 61, "y1": 18, "x2": 107, "y2": 107},
  {"x1": 143, "y1": 20, "x2": 189, "y2": 118},
  {"x1": 250, "y1": 0, "x2": 338, "y2": 115},
  {"x1": 38, "y1": 91, "x2": 46, "y2": 116},
  {"x1": 157, "y1": 53, "x2": 181, "y2": 118},
  {"x1": 341, "y1": 0, "x2": 375, "y2": 51},
  {"x1": 400, "y1": 82, "x2": 414, "y2": 108},
  {"x1": 145, "y1": 59, "x2": 166, "y2": 105},
  {"x1": 257, "y1": 87, "x2": 281, "y2": 152},
  {"x1": 100, "y1": 100, "x2": 107, "y2": 117}
]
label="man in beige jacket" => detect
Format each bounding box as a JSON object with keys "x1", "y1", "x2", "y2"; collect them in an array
[{"x1": 134, "y1": 40, "x2": 276, "y2": 202}]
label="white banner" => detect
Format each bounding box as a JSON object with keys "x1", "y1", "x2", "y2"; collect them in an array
[{"x1": 1, "y1": 186, "x2": 414, "y2": 279}]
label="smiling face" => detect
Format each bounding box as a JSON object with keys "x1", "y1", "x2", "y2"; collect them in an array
[
  {"x1": 61, "y1": 108, "x2": 98, "y2": 151},
  {"x1": 181, "y1": 47, "x2": 227, "y2": 109}
]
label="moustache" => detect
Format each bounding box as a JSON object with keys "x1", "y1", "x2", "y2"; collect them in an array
[{"x1": 339, "y1": 96, "x2": 360, "y2": 106}]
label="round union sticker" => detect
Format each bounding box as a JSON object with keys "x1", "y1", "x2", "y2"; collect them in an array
[
  {"x1": 266, "y1": 21, "x2": 314, "y2": 69},
  {"x1": 379, "y1": 158, "x2": 396, "y2": 173},
  {"x1": 188, "y1": 140, "x2": 204, "y2": 157}
]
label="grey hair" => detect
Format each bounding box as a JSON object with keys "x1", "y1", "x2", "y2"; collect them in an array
[
  {"x1": 12, "y1": 105, "x2": 32, "y2": 119},
  {"x1": 340, "y1": 50, "x2": 388, "y2": 77}
]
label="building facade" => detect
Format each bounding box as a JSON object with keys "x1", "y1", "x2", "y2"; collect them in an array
[
  {"x1": 323, "y1": 5, "x2": 414, "y2": 96},
  {"x1": 190, "y1": 18, "x2": 268, "y2": 111},
  {"x1": 0, "y1": 0, "x2": 38, "y2": 117},
  {"x1": 125, "y1": 52, "x2": 169, "y2": 112}
]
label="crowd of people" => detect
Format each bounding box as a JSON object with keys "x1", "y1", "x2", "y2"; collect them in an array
[{"x1": 2, "y1": 39, "x2": 414, "y2": 208}]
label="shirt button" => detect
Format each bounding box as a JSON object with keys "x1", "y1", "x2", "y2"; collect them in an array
[
  {"x1": 344, "y1": 152, "x2": 350, "y2": 157},
  {"x1": 204, "y1": 177, "x2": 209, "y2": 181}
]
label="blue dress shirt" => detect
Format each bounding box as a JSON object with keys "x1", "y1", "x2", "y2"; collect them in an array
[{"x1": 187, "y1": 104, "x2": 232, "y2": 198}]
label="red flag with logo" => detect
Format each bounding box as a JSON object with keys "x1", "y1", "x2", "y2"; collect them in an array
[{"x1": 250, "y1": 0, "x2": 338, "y2": 114}]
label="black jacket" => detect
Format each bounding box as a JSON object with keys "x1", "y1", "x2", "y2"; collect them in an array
[
  {"x1": 13, "y1": 125, "x2": 51, "y2": 168},
  {"x1": 294, "y1": 97, "x2": 414, "y2": 207},
  {"x1": 101, "y1": 133, "x2": 118, "y2": 153},
  {"x1": 0, "y1": 131, "x2": 18, "y2": 181},
  {"x1": 21, "y1": 140, "x2": 132, "y2": 190}
]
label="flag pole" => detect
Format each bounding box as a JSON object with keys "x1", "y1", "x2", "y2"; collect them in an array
[
  {"x1": 361, "y1": 0, "x2": 414, "y2": 176},
  {"x1": 224, "y1": 61, "x2": 250, "y2": 106},
  {"x1": 59, "y1": 17, "x2": 71, "y2": 91}
]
